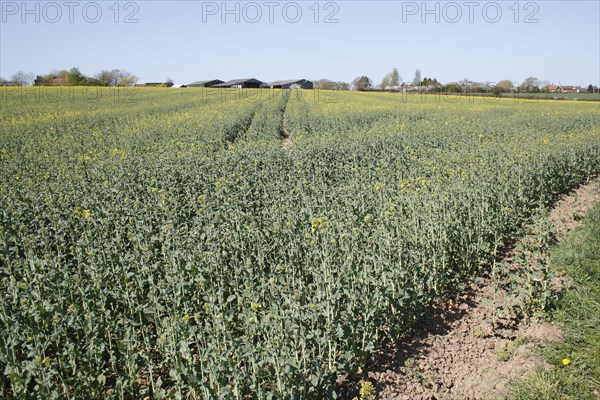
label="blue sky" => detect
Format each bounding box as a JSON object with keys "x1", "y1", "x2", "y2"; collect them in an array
[{"x1": 1, "y1": 1, "x2": 599, "y2": 86}]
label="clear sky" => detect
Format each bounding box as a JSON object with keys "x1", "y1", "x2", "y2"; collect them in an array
[{"x1": 1, "y1": 1, "x2": 599, "y2": 86}]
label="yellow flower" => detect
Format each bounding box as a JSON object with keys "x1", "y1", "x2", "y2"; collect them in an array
[
  {"x1": 311, "y1": 216, "x2": 328, "y2": 234},
  {"x1": 355, "y1": 381, "x2": 376, "y2": 400},
  {"x1": 562, "y1": 358, "x2": 570, "y2": 366}
]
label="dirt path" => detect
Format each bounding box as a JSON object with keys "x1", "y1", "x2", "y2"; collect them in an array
[
  {"x1": 367, "y1": 178, "x2": 600, "y2": 400},
  {"x1": 279, "y1": 91, "x2": 294, "y2": 151},
  {"x1": 550, "y1": 179, "x2": 600, "y2": 239},
  {"x1": 281, "y1": 112, "x2": 293, "y2": 151}
]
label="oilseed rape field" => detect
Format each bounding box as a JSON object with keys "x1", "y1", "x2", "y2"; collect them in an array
[{"x1": 1, "y1": 87, "x2": 599, "y2": 399}]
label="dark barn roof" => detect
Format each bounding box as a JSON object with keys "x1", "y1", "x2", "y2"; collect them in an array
[
  {"x1": 269, "y1": 79, "x2": 314, "y2": 89},
  {"x1": 186, "y1": 79, "x2": 224, "y2": 87},
  {"x1": 213, "y1": 78, "x2": 263, "y2": 88},
  {"x1": 270, "y1": 79, "x2": 306, "y2": 86}
]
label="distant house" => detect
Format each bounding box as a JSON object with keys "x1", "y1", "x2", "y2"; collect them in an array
[
  {"x1": 51, "y1": 76, "x2": 67, "y2": 86},
  {"x1": 401, "y1": 83, "x2": 419, "y2": 93},
  {"x1": 384, "y1": 85, "x2": 403, "y2": 92},
  {"x1": 558, "y1": 85, "x2": 580, "y2": 94},
  {"x1": 546, "y1": 85, "x2": 559, "y2": 93},
  {"x1": 186, "y1": 79, "x2": 224, "y2": 88},
  {"x1": 269, "y1": 79, "x2": 313, "y2": 89},
  {"x1": 212, "y1": 78, "x2": 264, "y2": 89}
]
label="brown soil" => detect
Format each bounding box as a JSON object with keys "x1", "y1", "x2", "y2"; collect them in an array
[
  {"x1": 282, "y1": 137, "x2": 294, "y2": 151},
  {"x1": 366, "y1": 178, "x2": 600, "y2": 400},
  {"x1": 281, "y1": 109, "x2": 294, "y2": 151},
  {"x1": 550, "y1": 179, "x2": 600, "y2": 239}
]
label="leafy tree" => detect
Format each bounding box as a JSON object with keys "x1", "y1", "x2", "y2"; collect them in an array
[
  {"x1": 66, "y1": 67, "x2": 88, "y2": 86},
  {"x1": 520, "y1": 76, "x2": 540, "y2": 93},
  {"x1": 497, "y1": 80, "x2": 513, "y2": 92},
  {"x1": 588, "y1": 84, "x2": 594, "y2": 93},
  {"x1": 86, "y1": 78, "x2": 106, "y2": 86},
  {"x1": 33, "y1": 75, "x2": 53, "y2": 86},
  {"x1": 420, "y1": 77, "x2": 440, "y2": 89},
  {"x1": 444, "y1": 83, "x2": 462, "y2": 93},
  {"x1": 352, "y1": 76, "x2": 372, "y2": 91},
  {"x1": 492, "y1": 80, "x2": 513, "y2": 96}
]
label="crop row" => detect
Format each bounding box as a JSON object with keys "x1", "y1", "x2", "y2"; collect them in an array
[{"x1": 1, "y1": 88, "x2": 599, "y2": 398}]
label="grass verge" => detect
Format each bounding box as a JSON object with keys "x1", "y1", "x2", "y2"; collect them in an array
[{"x1": 507, "y1": 202, "x2": 600, "y2": 399}]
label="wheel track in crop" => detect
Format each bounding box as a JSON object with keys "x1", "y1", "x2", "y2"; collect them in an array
[
  {"x1": 224, "y1": 108, "x2": 257, "y2": 145},
  {"x1": 281, "y1": 114, "x2": 293, "y2": 151},
  {"x1": 280, "y1": 91, "x2": 294, "y2": 151}
]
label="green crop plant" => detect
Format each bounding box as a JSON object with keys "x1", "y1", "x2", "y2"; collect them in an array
[{"x1": 1, "y1": 87, "x2": 599, "y2": 398}]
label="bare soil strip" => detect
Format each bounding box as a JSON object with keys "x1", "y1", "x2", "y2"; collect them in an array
[
  {"x1": 279, "y1": 93, "x2": 294, "y2": 151},
  {"x1": 367, "y1": 178, "x2": 600, "y2": 400},
  {"x1": 281, "y1": 113, "x2": 293, "y2": 151},
  {"x1": 550, "y1": 179, "x2": 600, "y2": 240}
]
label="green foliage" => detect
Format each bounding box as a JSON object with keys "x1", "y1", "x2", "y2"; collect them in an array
[
  {"x1": 512, "y1": 211, "x2": 557, "y2": 321},
  {"x1": 66, "y1": 67, "x2": 88, "y2": 86},
  {"x1": 1, "y1": 88, "x2": 599, "y2": 398},
  {"x1": 353, "y1": 76, "x2": 372, "y2": 91}
]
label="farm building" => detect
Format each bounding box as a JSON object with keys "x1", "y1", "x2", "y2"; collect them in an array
[
  {"x1": 212, "y1": 78, "x2": 264, "y2": 89},
  {"x1": 269, "y1": 79, "x2": 313, "y2": 89},
  {"x1": 51, "y1": 76, "x2": 67, "y2": 86},
  {"x1": 558, "y1": 85, "x2": 582, "y2": 94},
  {"x1": 186, "y1": 79, "x2": 224, "y2": 88},
  {"x1": 383, "y1": 85, "x2": 403, "y2": 92}
]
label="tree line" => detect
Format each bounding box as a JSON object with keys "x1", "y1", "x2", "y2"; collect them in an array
[
  {"x1": 329, "y1": 68, "x2": 597, "y2": 95},
  {"x1": 0, "y1": 68, "x2": 138, "y2": 87},
  {"x1": 3, "y1": 67, "x2": 596, "y2": 94}
]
